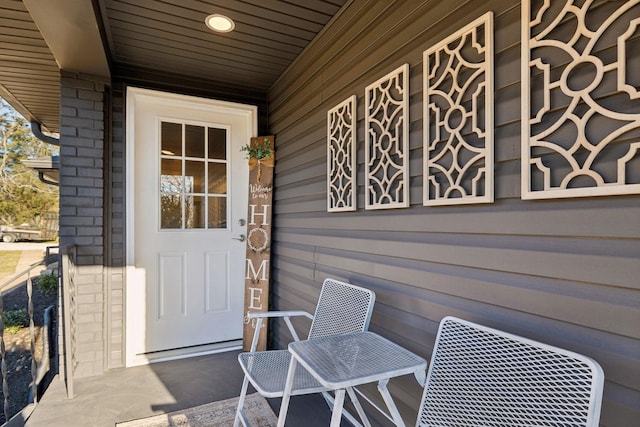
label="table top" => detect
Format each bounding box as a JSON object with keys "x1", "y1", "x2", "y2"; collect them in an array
[{"x1": 288, "y1": 331, "x2": 427, "y2": 389}]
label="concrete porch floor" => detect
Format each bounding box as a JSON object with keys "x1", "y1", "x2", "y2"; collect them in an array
[{"x1": 25, "y1": 350, "x2": 346, "y2": 426}]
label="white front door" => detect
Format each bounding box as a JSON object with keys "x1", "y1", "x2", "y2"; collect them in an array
[{"x1": 126, "y1": 87, "x2": 256, "y2": 364}]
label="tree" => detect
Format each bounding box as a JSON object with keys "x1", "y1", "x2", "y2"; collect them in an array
[{"x1": 0, "y1": 97, "x2": 59, "y2": 226}]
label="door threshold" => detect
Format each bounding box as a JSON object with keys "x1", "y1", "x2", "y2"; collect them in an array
[{"x1": 129, "y1": 340, "x2": 242, "y2": 366}]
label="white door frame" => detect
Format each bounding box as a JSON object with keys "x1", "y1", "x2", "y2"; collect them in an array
[{"x1": 125, "y1": 87, "x2": 257, "y2": 366}]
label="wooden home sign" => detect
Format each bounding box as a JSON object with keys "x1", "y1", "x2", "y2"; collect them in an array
[{"x1": 242, "y1": 135, "x2": 275, "y2": 351}]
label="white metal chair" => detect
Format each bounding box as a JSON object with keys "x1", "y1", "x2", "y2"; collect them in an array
[
  {"x1": 416, "y1": 316, "x2": 605, "y2": 427},
  {"x1": 234, "y1": 278, "x2": 376, "y2": 427}
]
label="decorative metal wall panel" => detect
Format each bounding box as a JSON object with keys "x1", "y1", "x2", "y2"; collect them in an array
[
  {"x1": 423, "y1": 12, "x2": 494, "y2": 205},
  {"x1": 522, "y1": 0, "x2": 640, "y2": 199},
  {"x1": 327, "y1": 95, "x2": 357, "y2": 212},
  {"x1": 365, "y1": 64, "x2": 410, "y2": 209}
]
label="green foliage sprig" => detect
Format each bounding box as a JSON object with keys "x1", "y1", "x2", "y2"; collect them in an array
[
  {"x1": 3, "y1": 309, "x2": 29, "y2": 334},
  {"x1": 240, "y1": 138, "x2": 273, "y2": 160},
  {"x1": 36, "y1": 273, "x2": 58, "y2": 295}
]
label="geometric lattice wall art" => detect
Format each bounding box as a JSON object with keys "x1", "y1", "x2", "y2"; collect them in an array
[
  {"x1": 522, "y1": 0, "x2": 640, "y2": 199},
  {"x1": 365, "y1": 64, "x2": 410, "y2": 209},
  {"x1": 327, "y1": 95, "x2": 357, "y2": 212},
  {"x1": 423, "y1": 12, "x2": 494, "y2": 205}
]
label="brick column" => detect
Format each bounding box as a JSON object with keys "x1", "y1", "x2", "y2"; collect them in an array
[{"x1": 59, "y1": 71, "x2": 108, "y2": 378}]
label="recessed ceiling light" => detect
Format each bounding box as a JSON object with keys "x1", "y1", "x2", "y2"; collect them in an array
[{"x1": 205, "y1": 14, "x2": 235, "y2": 33}]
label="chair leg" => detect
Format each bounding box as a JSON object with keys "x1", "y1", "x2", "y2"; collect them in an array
[
  {"x1": 234, "y1": 376, "x2": 250, "y2": 427},
  {"x1": 277, "y1": 356, "x2": 298, "y2": 427},
  {"x1": 330, "y1": 389, "x2": 346, "y2": 427}
]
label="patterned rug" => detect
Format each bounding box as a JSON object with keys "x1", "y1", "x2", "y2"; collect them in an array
[{"x1": 116, "y1": 393, "x2": 277, "y2": 427}]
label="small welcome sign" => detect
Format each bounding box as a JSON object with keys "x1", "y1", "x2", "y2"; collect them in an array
[{"x1": 242, "y1": 136, "x2": 274, "y2": 351}]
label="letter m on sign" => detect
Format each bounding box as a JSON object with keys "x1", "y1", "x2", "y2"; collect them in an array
[{"x1": 246, "y1": 258, "x2": 268, "y2": 282}]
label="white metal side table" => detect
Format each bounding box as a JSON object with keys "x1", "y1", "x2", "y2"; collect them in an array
[{"x1": 277, "y1": 331, "x2": 427, "y2": 427}]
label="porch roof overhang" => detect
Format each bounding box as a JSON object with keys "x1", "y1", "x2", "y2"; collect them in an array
[
  {"x1": 22, "y1": 155, "x2": 60, "y2": 185},
  {"x1": 0, "y1": 0, "x2": 348, "y2": 134}
]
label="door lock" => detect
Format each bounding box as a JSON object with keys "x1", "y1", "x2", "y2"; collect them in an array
[{"x1": 238, "y1": 219, "x2": 246, "y2": 226}]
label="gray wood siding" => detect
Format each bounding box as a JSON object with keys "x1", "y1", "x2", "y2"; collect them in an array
[{"x1": 267, "y1": 1, "x2": 640, "y2": 425}]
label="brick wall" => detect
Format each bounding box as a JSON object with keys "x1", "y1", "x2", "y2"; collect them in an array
[
  {"x1": 106, "y1": 83, "x2": 125, "y2": 369},
  {"x1": 59, "y1": 71, "x2": 107, "y2": 378}
]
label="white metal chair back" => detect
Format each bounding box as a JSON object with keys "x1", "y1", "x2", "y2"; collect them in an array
[
  {"x1": 235, "y1": 278, "x2": 376, "y2": 427},
  {"x1": 308, "y1": 278, "x2": 375, "y2": 339},
  {"x1": 417, "y1": 316, "x2": 604, "y2": 427}
]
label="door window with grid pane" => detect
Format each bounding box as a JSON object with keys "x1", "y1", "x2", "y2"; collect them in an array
[{"x1": 160, "y1": 121, "x2": 228, "y2": 229}]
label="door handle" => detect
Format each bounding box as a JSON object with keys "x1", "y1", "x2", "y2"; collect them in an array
[{"x1": 232, "y1": 234, "x2": 246, "y2": 242}]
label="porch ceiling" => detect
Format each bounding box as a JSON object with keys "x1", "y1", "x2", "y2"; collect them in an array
[
  {"x1": 0, "y1": 0, "x2": 348, "y2": 133},
  {"x1": 0, "y1": 0, "x2": 61, "y2": 132}
]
